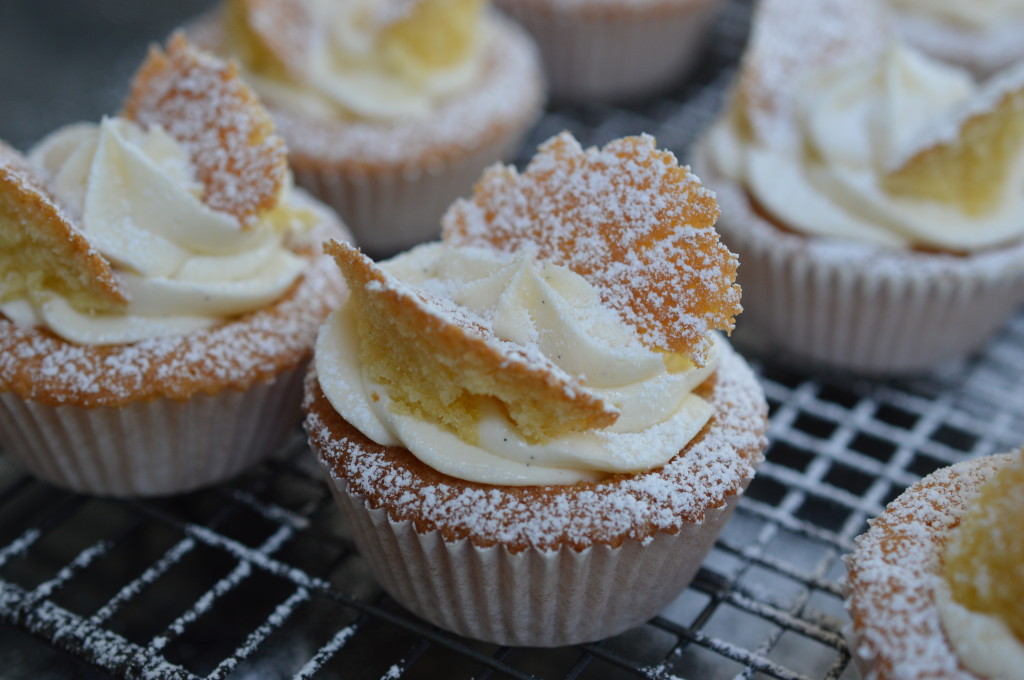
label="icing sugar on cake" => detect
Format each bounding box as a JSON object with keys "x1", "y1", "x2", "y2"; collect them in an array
[
  {"x1": 0, "y1": 142, "x2": 126, "y2": 313},
  {"x1": 124, "y1": 32, "x2": 288, "y2": 225},
  {"x1": 735, "y1": 0, "x2": 889, "y2": 145},
  {"x1": 190, "y1": 10, "x2": 542, "y2": 169},
  {"x1": 306, "y1": 340, "x2": 765, "y2": 552},
  {"x1": 845, "y1": 454, "x2": 1015, "y2": 680},
  {"x1": 444, "y1": 132, "x2": 740, "y2": 363},
  {"x1": 0, "y1": 215, "x2": 346, "y2": 407},
  {"x1": 302, "y1": 128, "x2": 768, "y2": 645}
]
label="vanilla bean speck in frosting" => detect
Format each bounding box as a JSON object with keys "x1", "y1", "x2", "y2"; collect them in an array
[{"x1": 315, "y1": 243, "x2": 722, "y2": 486}]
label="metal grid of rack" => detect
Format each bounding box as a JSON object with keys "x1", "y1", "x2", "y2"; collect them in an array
[{"x1": 4, "y1": 0, "x2": 1024, "y2": 677}]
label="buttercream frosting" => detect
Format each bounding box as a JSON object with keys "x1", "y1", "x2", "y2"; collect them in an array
[
  {"x1": 225, "y1": 0, "x2": 488, "y2": 121},
  {"x1": 315, "y1": 243, "x2": 721, "y2": 486},
  {"x1": 886, "y1": 0, "x2": 1024, "y2": 31},
  {"x1": 706, "y1": 42, "x2": 1024, "y2": 252},
  {"x1": 1, "y1": 117, "x2": 309, "y2": 345},
  {"x1": 935, "y1": 583, "x2": 1024, "y2": 680}
]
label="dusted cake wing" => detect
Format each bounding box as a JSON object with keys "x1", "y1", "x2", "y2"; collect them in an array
[
  {"x1": 943, "y1": 449, "x2": 1024, "y2": 642},
  {"x1": 327, "y1": 240, "x2": 619, "y2": 444},
  {"x1": 442, "y1": 132, "x2": 740, "y2": 364},
  {"x1": 123, "y1": 33, "x2": 287, "y2": 226},
  {"x1": 884, "y1": 65, "x2": 1024, "y2": 216},
  {"x1": 733, "y1": 0, "x2": 889, "y2": 145},
  {"x1": 0, "y1": 142, "x2": 126, "y2": 314}
]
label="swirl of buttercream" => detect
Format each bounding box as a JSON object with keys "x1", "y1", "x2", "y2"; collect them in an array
[
  {"x1": 315, "y1": 243, "x2": 721, "y2": 486},
  {"x1": 226, "y1": 0, "x2": 488, "y2": 121},
  {"x1": 0, "y1": 117, "x2": 308, "y2": 345},
  {"x1": 706, "y1": 42, "x2": 1024, "y2": 252}
]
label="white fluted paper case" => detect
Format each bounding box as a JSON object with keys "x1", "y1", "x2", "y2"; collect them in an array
[
  {"x1": 0, "y1": 365, "x2": 305, "y2": 497},
  {"x1": 291, "y1": 131, "x2": 522, "y2": 259},
  {"x1": 326, "y1": 477, "x2": 742, "y2": 647},
  {"x1": 496, "y1": 0, "x2": 721, "y2": 102},
  {"x1": 701, "y1": 162, "x2": 1024, "y2": 375}
]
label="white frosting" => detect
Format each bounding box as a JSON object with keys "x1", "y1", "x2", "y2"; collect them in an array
[
  {"x1": 935, "y1": 582, "x2": 1024, "y2": 680},
  {"x1": 707, "y1": 42, "x2": 1024, "y2": 252},
  {"x1": 315, "y1": 243, "x2": 720, "y2": 486},
  {"x1": 2, "y1": 118, "x2": 306, "y2": 345},
  {"x1": 232, "y1": 0, "x2": 487, "y2": 121},
  {"x1": 887, "y1": 0, "x2": 1024, "y2": 31}
]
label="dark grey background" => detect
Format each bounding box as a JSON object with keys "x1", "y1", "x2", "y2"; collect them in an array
[{"x1": 1, "y1": 0, "x2": 216, "y2": 152}]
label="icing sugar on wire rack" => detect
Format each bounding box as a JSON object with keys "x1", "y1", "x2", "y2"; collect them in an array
[{"x1": 3, "y1": 0, "x2": 1024, "y2": 678}]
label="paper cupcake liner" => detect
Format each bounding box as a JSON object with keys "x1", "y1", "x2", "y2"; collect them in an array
[
  {"x1": 323, "y1": 475, "x2": 744, "y2": 647},
  {"x1": 696, "y1": 156, "x2": 1024, "y2": 374},
  {"x1": 496, "y1": 0, "x2": 720, "y2": 102},
  {"x1": 0, "y1": 363, "x2": 306, "y2": 497},
  {"x1": 292, "y1": 130, "x2": 522, "y2": 259}
]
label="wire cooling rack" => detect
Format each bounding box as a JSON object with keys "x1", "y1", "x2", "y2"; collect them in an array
[{"x1": 4, "y1": 0, "x2": 1024, "y2": 677}]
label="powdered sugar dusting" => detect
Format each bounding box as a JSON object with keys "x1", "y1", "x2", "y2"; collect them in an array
[
  {"x1": 892, "y1": 58, "x2": 1024, "y2": 170},
  {"x1": 844, "y1": 454, "x2": 1014, "y2": 680},
  {"x1": 736, "y1": 0, "x2": 890, "y2": 145},
  {"x1": 701, "y1": 149, "x2": 1024, "y2": 278},
  {"x1": 0, "y1": 216, "x2": 347, "y2": 407},
  {"x1": 238, "y1": 0, "x2": 315, "y2": 78},
  {"x1": 306, "y1": 341, "x2": 767, "y2": 552},
  {"x1": 443, "y1": 132, "x2": 739, "y2": 361},
  {"x1": 365, "y1": 266, "x2": 608, "y2": 406},
  {"x1": 124, "y1": 33, "x2": 287, "y2": 225},
  {"x1": 189, "y1": 11, "x2": 543, "y2": 169},
  {"x1": 0, "y1": 141, "x2": 126, "y2": 309}
]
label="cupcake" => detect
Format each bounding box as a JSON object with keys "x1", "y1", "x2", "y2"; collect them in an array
[
  {"x1": 188, "y1": 0, "x2": 545, "y2": 258},
  {"x1": 692, "y1": 0, "x2": 1024, "y2": 374},
  {"x1": 495, "y1": 0, "x2": 721, "y2": 102},
  {"x1": 0, "y1": 35, "x2": 349, "y2": 496},
  {"x1": 882, "y1": 0, "x2": 1024, "y2": 78},
  {"x1": 304, "y1": 132, "x2": 768, "y2": 646},
  {"x1": 845, "y1": 449, "x2": 1024, "y2": 679}
]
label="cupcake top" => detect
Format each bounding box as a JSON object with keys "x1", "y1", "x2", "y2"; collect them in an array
[
  {"x1": 846, "y1": 451, "x2": 1024, "y2": 680},
  {"x1": 217, "y1": 0, "x2": 488, "y2": 121},
  {"x1": 938, "y1": 450, "x2": 1024, "y2": 678},
  {"x1": 0, "y1": 35, "x2": 346, "y2": 405},
  {"x1": 704, "y1": 0, "x2": 1024, "y2": 253},
  {"x1": 885, "y1": 0, "x2": 1024, "y2": 30},
  {"x1": 881, "y1": 0, "x2": 1024, "y2": 77},
  {"x1": 1, "y1": 34, "x2": 316, "y2": 346},
  {"x1": 315, "y1": 132, "x2": 744, "y2": 486}
]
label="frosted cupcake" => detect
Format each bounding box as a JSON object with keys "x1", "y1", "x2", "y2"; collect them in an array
[
  {"x1": 845, "y1": 449, "x2": 1024, "y2": 679},
  {"x1": 189, "y1": 0, "x2": 545, "y2": 257},
  {"x1": 882, "y1": 0, "x2": 1024, "y2": 77},
  {"x1": 0, "y1": 35, "x2": 349, "y2": 496},
  {"x1": 304, "y1": 132, "x2": 767, "y2": 646},
  {"x1": 495, "y1": 0, "x2": 721, "y2": 102},
  {"x1": 693, "y1": 0, "x2": 1024, "y2": 374}
]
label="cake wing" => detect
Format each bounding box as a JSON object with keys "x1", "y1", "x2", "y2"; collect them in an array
[
  {"x1": 123, "y1": 32, "x2": 287, "y2": 226},
  {"x1": 326, "y1": 240, "x2": 619, "y2": 444},
  {"x1": 442, "y1": 132, "x2": 740, "y2": 364},
  {"x1": 734, "y1": 0, "x2": 889, "y2": 145},
  {"x1": 0, "y1": 141, "x2": 126, "y2": 313},
  {"x1": 883, "y1": 63, "x2": 1024, "y2": 216}
]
